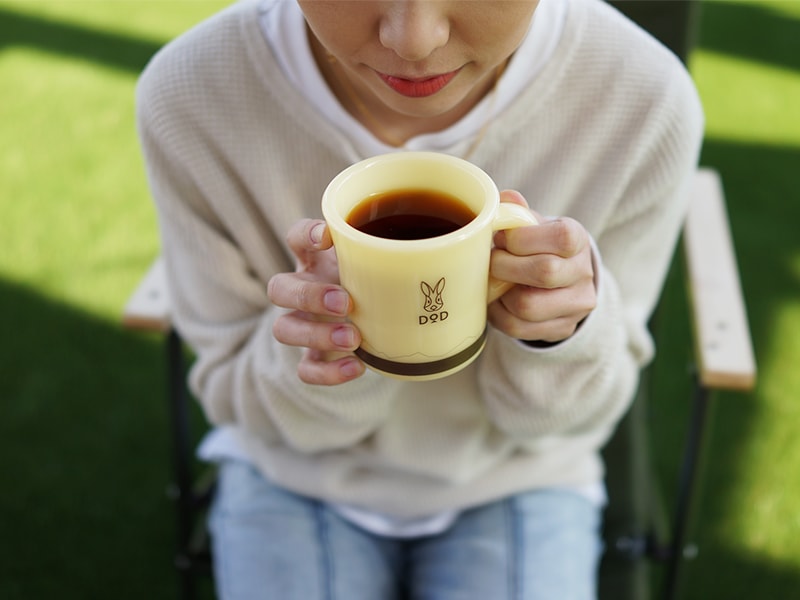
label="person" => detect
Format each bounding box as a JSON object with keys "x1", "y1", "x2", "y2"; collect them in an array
[{"x1": 136, "y1": 0, "x2": 703, "y2": 598}]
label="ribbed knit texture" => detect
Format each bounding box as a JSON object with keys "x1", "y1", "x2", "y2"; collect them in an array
[{"x1": 136, "y1": 0, "x2": 703, "y2": 517}]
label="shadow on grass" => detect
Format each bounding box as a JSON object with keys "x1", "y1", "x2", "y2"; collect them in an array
[
  {"x1": 0, "y1": 6, "x2": 163, "y2": 74},
  {"x1": 649, "y1": 137, "x2": 800, "y2": 598},
  {"x1": 0, "y1": 278, "x2": 188, "y2": 599},
  {"x1": 697, "y1": 1, "x2": 800, "y2": 72}
]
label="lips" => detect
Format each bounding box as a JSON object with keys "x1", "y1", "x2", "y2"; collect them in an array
[{"x1": 377, "y1": 69, "x2": 460, "y2": 98}]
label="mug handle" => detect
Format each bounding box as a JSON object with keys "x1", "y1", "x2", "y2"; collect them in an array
[{"x1": 487, "y1": 203, "x2": 539, "y2": 303}]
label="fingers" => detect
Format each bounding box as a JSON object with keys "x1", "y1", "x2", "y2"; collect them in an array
[
  {"x1": 499, "y1": 189, "x2": 529, "y2": 208},
  {"x1": 488, "y1": 283, "x2": 596, "y2": 342},
  {"x1": 297, "y1": 350, "x2": 366, "y2": 386},
  {"x1": 285, "y1": 218, "x2": 332, "y2": 261},
  {"x1": 268, "y1": 271, "x2": 351, "y2": 316},
  {"x1": 491, "y1": 217, "x2": 592, "y2": 289},
  {"x1": 496, "y1": 215, "x2": 588, "y2": 258},
  {"x1": 272, "y1": 311, "x2": 360, "y2": 353},
  {"x1": 270, "y1": 220, "x2": 366, "y2": 384},
  {"x1": 269, "y1": 218, "x2": 349, "y2": 314},
  {"x1": 488, "y1": 199, "x2": 596, "y2": 342},
  {"x1": 271, "y1": 310, "x2": 365, "y2": 385},
  {"x1": 498, "y1": 189, "x2": 545, "y2": 224}
]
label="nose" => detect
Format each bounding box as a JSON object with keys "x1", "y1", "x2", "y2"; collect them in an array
[{"x1": 379, "y1": 1, "x2": 450, "y2": 62}]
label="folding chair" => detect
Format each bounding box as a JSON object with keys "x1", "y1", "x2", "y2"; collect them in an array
[{"x1": 123, "y1": 166, "x2": 755, "y2": 600}]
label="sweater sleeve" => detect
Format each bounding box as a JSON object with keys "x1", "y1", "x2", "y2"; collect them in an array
[
  {"x1": 134, "y1": 15, "x2": 398, "y2": 454},
  {"x1": 477, "y1": 48, "x2": 705, "y2": 441}
]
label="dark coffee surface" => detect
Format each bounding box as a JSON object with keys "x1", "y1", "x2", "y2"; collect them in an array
[{"x1": 347, "y1": 189, "x2": 476, "y2": 240}]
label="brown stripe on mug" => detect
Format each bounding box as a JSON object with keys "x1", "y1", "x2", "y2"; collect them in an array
[{"x1": 355, "y1": 329, "x2": 487, "y2": 378}]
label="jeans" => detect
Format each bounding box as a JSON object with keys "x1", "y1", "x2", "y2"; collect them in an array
[{"x1": 209, "y1": 460, "x2": 602, "y2": 600}]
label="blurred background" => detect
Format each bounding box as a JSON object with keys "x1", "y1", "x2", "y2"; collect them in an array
[{"x1": 1, "y1": 1, "x2": 798, "y2": 598}]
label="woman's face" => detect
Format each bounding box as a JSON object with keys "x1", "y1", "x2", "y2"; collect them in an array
[{"x1": 298, "y1": 0, "x2": 539, "y2": 139}]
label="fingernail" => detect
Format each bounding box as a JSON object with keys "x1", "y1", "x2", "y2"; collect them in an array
[
  {"x1": 310, "y1": 223, "x2": 326, "y2": 245},
  {"x1": 323, "y1": 289, "x2": 349, "y2": 315},
  {"x1": 331, "y1": 325, "x2": 356, "y2": 349},
  {"x1": 340, "y1": 358, "x2": 363, "y2": 379}
]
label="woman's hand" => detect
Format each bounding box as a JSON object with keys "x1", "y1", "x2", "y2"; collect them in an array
[
  {"x1": 488, "y1": 191, "x2": 597, "y2": 344},
  {"x1": 267, "y1": 219, "x2": 365, "y2": 385}
]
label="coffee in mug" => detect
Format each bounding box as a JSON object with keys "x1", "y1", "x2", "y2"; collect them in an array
[
  {"x1": 347, "y1": 189, "x2": 476, "y2": 240},
  {"x1": 347, "y1": 189, "x2": 475, "y2": 240}
]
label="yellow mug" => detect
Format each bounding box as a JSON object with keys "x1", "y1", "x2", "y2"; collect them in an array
[{"x1": 322, "y1": 152, "x2": 538, "y2": 381}]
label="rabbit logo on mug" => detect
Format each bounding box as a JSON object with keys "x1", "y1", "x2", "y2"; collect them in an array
[{"x1": 420, "y1": 278, "x2": 448, "y2": 325}]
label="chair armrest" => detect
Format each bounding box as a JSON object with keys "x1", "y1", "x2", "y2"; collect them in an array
[
  {"x1": 683, "y1": 168, "x2": 757, "y2": 391},
  {"x1": 122, "y1": 256, "x2": 171, "y2": 333}
]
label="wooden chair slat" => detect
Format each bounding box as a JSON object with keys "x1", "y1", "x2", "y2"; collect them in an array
[
  {"x1": 683, "y1": 169, "x2": 757, "y2": 391},
  {"x1": 122, "y1": 256, "x2": 171, "y2": 333}
]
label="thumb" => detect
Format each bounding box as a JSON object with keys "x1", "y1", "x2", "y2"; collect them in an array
[
  {"x1": 499, "y1": 189, "x2": 529, "y2": 208},
  {"x1": 499, "y1": 189, "x2": 544, "y2": 223}
]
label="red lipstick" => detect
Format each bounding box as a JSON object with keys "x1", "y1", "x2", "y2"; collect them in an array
[{"x1": 377, "y1": 69, "x2": 460, "y2": 98}]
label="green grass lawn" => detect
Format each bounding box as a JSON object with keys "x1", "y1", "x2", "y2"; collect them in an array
[
  {"x1": 1, "y1": 1, "x2": 798, "y2": 598},
  {"x1": 0, "y1": 3, "x2": 229, "y2": 598}
]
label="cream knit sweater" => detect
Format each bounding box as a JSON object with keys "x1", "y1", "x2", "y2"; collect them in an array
[{"x1": 136, "y1": 0, "x2": 703, "y2": 518}]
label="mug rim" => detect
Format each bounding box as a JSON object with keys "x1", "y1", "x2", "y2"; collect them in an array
[{"x1": 321, "y1": 152, "x2": 498, "y2": 249}]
